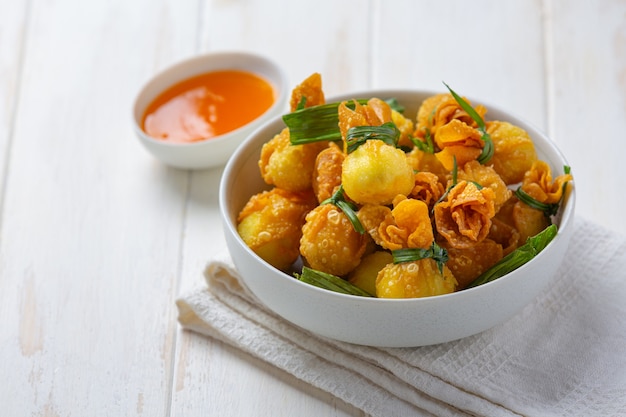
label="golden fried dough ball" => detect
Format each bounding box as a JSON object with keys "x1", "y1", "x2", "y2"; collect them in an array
[
  {"x1": 312, "y1": 142, "x2": 345, "y2": 203},
  {"x1": 512, "y1": 200, "x2": 550, "y2": 243},
  {"x1": 393, "y1": 109, "x2": 416, "y2": 149},
  {"x1": 342, "y1": 140, "x2": 414, "y2": 205},
  {"x1": 439, "y1": 238, "x2": 503, "y2": 289},
  {"x1": 486, "y1": 121, "x2": 538, "y2": 185},
  {"x1": 348, "y1": 251, "x2": 393, "y2": 296},
  {"x1": 259, "y1": 127, "x2": 327, "y2": 192},
  {"x1": 300, "y1": 204, "x2": 369, "y2": 276},
  {"x1": 376, "y1": 259, "x2": 457, "y2": 299},
  {"x1": 237, "y1": 188, "x2": 317, "y2": 271},
  {"x1": 290, "y1": 72, "x2": 325, "y2": 111}
]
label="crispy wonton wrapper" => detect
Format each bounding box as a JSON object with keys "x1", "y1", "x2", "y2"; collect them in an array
[
  {"x1": 312, "y1": 142, "x2": 344, "y2": 203},
  {"x1": 439, "y1": 238, "x2": 503, "y2": 289},
  {"x1": 237, "y1": 188, "x2": 317, "y2": 271},
  {"x1": 435, "y1": 180, "x2": 496, "y2": 249},
  {"x1": 410, "y1": 171, "x2": 446, "y2": 209},
  {"x1": 377, "y1": 196, "x2": 434, "y2": 251},
  {"x1": 259, "y1": 128, "x2": 327, "y2": 192},
  {"x1": 289, "y1": 72, "x2": 325, "y2": 111},
  {"x1": 300, "y1": 204, "x2": 369, "y2": 276},
  {"x1": 434, "y1": 119, "x2": 484, "y2": 170},
  {"x1": 521, "y1": 160, "x2": 573, "y2": 204}
]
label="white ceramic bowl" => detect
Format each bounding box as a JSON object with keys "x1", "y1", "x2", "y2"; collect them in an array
[
  {"x1": 220, "y1": 90, "x2": 575, "y2": 347},
  {"x1": 132, "y1": 51, "x2": 288, "y2": 169}
]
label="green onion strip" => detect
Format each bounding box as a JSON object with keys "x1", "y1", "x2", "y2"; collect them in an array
[
  {"x1": 283, "y1": 99, "x2": 368, "y2": 145},
  {"x1": 320, "y1": 185, "x2": 365, "y2": 234},
  {"x1": 392, "y1": 242, "x2": 449, "y2": 274},
  {"x1": 346, "y1": 122, "x2": 400, "y2": 153},
  {"x1": 515, "y1": 165, "x2": 573, "y2": 219},
  {"x1": 295, "y1": 267, "x2": 373, "y2": 297},
  {"x1": 467, "y1": 224, "x2": 558, "y2": 288}
]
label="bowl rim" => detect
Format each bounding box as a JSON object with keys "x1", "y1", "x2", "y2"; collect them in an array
[
  {"x1": 132, "y1": 50, "x2": 289, "y2": 148},
  {"x1": 220, "y1": 88, "x2": 576, "y2": 304}
]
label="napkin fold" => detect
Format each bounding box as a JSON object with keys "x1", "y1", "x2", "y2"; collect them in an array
[{"x1": 176, "y1": 217, "x2": 626, "y2": 417}]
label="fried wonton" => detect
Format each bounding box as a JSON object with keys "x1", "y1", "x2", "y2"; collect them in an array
[
  {"x1": 495, "y1": 196, "x2": 549, "y2": 245},
  {"x1": 520, "y1": 160, "x2": 573, "y2": 204},
  {"x1": 376, "y1": 196, "x2": 434, "y2": 251},
  {"x1": 376, "y1": 258, "x2": 457, "y2": 298},
  {"x1": 237, "y1": 188, "x2": 317, "y2": 271},
  {"x1": 312, "y1": 142, "x2": 345, "y2": 203},
  {"x1": 259, "y1": 127, "x2": 327, "y2": 192},
  {"x1": 338, "y1": 98, "x2": 393, "y2": 148},
  {"x1": 357, "y1": 204, "x2": 392, "y2": 248},
  {"x1": 300, "y1": 204, "x2": 369, "y2": 276},
  {"x1": 434, "y1": 119, "x2": 484, "y2": 170},
  {"x1": 342, "y1": 140, "x2": 414, "y2": 205},
  {"x1": 486, "y1": 120, "x2": 538, "y2": 185},
  {"x1": 439, "y1": 238, "x2": 503, "y2": 289},
  {"x1": 406, "y1": 147, "x2": 449, "y2": 184},
  {"x1": 457, "y1": 160, "x2": 512, "y2": 213},
  {"x1": 290, "y1": 72, "x2": 325, "y2": 111},
  {"x1": 392, "y1": 109, "x2": 415, "y2": 148},
  {"x1": 415, "y1": 93, "x2": 487, "y2": 140},
  {"x1": 410, "y1": 171, "x2": 446, "y2": 209},
  {"x1": 434, "y1": 180, "x2": 496, "y2": 249}
]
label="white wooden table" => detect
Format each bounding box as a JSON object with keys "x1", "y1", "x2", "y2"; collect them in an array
[{"x1": 1, "y1": 1, "x2": 624, "y2": 415}]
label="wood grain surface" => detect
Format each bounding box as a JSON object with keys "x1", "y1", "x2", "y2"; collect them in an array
[{"x1": 1, "y1": 0, "x2": 624, "y2": 415}]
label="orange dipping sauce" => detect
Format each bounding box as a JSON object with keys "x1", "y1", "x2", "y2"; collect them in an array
[{"x1": 142, "y1": 70, "x2": 276, "y2": 143}]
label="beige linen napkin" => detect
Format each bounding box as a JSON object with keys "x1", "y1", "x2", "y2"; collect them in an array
[{"x1": 177, "y1": 217, "x2": 626, "y2": 417}]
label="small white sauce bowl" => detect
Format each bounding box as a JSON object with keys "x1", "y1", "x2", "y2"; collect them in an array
[
  {"x1": 220, "y1": 89, "x2": 576, "y2": 347},
  {"x1": 132, "y1": 51, "x2": 288, "y2": 170}
]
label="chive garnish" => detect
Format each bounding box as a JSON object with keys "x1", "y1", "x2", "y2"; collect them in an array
[
  {"x1": 321, "y1": 185, "x2": 365, "y2": 234},
  {"x1": 514, "y1": 187, "x2": 560, "y2": 217},
  {"x1": 467, "y1": 224, "x2": 558, "y2": 288},
  {"x1": 392, "y1": 242, "x2": 449, "y2": 274},
  {"x1": 346, "y1": 122, "x2": 400, "y2": 153},
  {"x1": 283, "y1": 99, "x2": 368, "y2": 145},
  {"x1": 295, "y1": 267, "x2": 373, "y2": 297},
  {"x1": 295, "y1": 96, "x2": 307, "y2": 111},
  {"x1": 443, "y1": 82, "x2": 494, "y2": 164},
  {"x1": 515, "y1": 165, "x2": 572, "y2": 218},
  {"x1": 410, "y1": 127, "x2": 435, "y2": 153},
  {"x1": 284, "y1": 98, "x2": 403, "y2": 145},
  {"x1": 385, "y1": 98, "x2": 405, "y2": 113}
]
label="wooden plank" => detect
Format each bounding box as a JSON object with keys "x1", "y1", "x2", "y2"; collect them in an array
[
  {"x1": 196, "y1": 0, "x2": 372, "y2": 96},
  {"x1": 170, "y1": 1, "x2": 372, "y2": 415},
  {"x1": 546, "y1": 0, "x2": 626, "y2": 235},
  {"x1": 372, "y1": 0, "x2": 547, "y2": 129},
  {"x1": 0, "y1": 0, "x2": 199, "y2": 415},
  {"x1": 0, "y1": 0, "x2": 28, "y2": 202}
]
